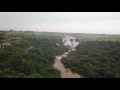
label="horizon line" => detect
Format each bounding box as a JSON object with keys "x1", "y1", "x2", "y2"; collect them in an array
[{"x1": 0, "y1": 29, "x2": 120, "y2": 35}]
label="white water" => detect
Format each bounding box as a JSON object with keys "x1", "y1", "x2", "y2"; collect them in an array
[{"x1": 54, "y1": 36, "x2": 83, "y2": 78}]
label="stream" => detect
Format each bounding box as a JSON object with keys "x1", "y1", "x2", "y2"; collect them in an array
[{"x1": 53, "y1": 36, "x2": 83, "y2": 78}]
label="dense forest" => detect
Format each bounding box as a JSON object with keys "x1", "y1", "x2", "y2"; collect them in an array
[
  {"x1": 0, "y1": 31, "x2": 68, "y2": 78},
  {"x1": 62, "y1": 41, "x2": 120, "y2": 78},
  {"x1": 1, "y1": 30, "x2": 120, "y2": 78}
]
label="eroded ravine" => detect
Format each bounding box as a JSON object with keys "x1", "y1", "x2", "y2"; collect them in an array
[{"x1": 54, "y1": 36, "x2": 83, "y2": 78}]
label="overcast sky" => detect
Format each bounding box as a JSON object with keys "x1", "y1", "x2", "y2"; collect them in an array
[{"x1": 0, "y1": 12, "x2": 120, "y2": 34}]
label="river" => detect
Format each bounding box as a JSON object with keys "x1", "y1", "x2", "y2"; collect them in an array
[{"x1": 53, "y1": 36, "x2": 84, "y2": 78}]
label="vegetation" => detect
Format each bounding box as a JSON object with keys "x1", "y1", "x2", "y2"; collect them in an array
[
  {"x1": 62, "y1": 41, "x2": 120, "y2": 78},
  {"x1": 1, "y1": 31, "x2": 120, "y2": 78},
  {"x1": 0, "y1": 31, "x2": 68, "y2": 78}
]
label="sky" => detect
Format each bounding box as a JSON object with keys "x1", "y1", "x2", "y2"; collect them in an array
[{"x1": 0, "y1": 12, "x2": 120, "y2": 34}]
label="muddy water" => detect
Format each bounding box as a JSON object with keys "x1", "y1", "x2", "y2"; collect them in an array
[
  {"x1": 53, "y1": 36, "x2": 84, "y2": 78},
  {"x1": 54, "y1": 53, "x2": 82, "y2": 78}
]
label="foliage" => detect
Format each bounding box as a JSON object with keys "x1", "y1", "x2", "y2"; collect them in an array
[
  {"x1": 0, "y1": 31, "x2": 67, "y2": 78},
  {"x1": 62, "y1": 41, "x2": 120, "y2": 78},
  {"x1": 1, "y1": 31, "x2": 120, "y2": 78}
]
